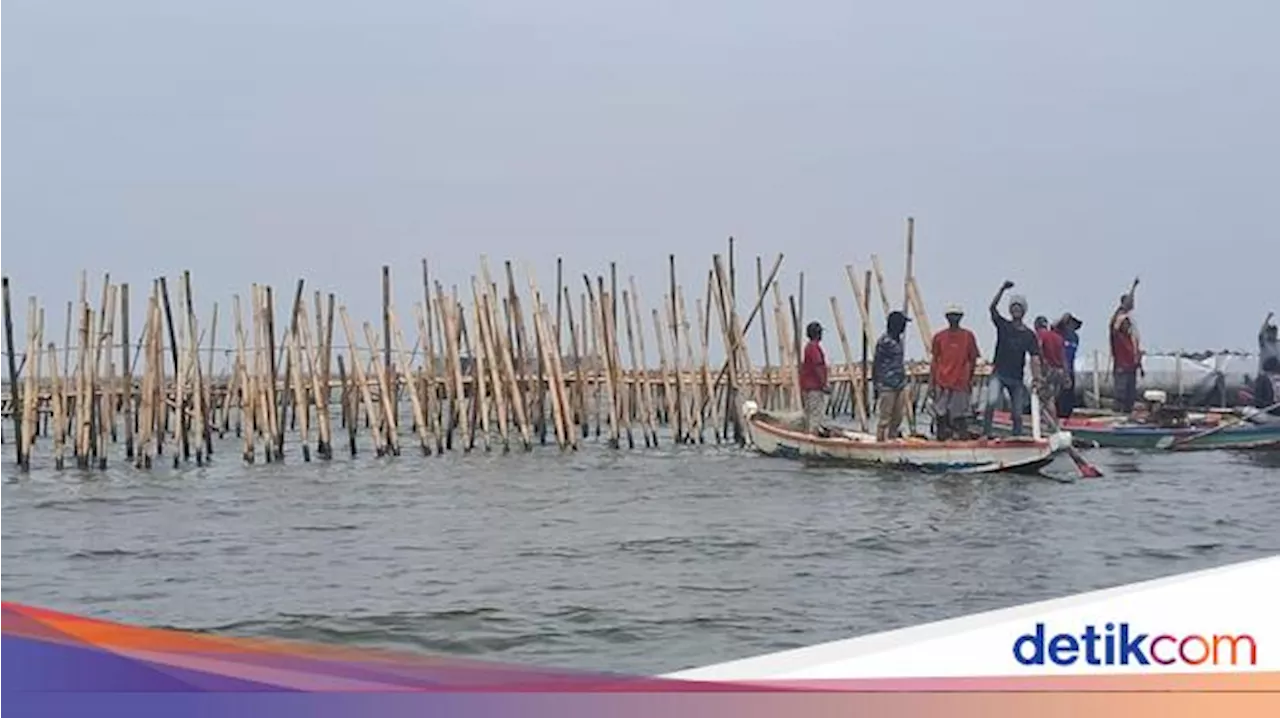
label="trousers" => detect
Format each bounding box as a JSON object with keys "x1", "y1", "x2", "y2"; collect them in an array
[{"x1": 982, "y1": 374, "x2": 1026, "y2": 437}]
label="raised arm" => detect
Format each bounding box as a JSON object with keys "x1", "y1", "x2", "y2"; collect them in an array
[
  {"x1": 1264, "y1": 312, "x2": 1276, "y2": 339},
  {"x1": 1128, "y1": 276, "x2": 1139, "y2": 299},
  {"x1": 990, "y1": 280, "x2": 1014, "y2": 320}
]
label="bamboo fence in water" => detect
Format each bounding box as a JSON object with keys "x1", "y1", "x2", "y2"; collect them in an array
[{"x1": 2, "y1": 229, "x2": 954, "y2": 472}]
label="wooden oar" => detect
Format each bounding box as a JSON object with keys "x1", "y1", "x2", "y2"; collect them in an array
[
  {"x1": 1037, "y1": 403, "x2": 1104, "y2": 478},
  {"x1": 1156, "y1": 401, "x2": 1280, "y2": 450}
]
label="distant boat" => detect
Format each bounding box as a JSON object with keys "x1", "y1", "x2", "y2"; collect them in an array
[
  {"x1": 987, "y1": 410, "x2": 1280, "y2": 451},
  {"x1": 741, "y1": 401, "x2": 1072, "y2": 475},
  {"x1": 1068, "y1": 352, "x2": 1260, "y2": 407}
]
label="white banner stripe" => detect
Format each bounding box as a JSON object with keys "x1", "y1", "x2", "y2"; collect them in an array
[{"x1": 668, "y1": 555, "x2": 1279, "y2": 680}]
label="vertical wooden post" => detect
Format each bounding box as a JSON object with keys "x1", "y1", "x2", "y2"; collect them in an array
[
  {"x1": 668, "y1": 255, "x2": 684, "y2": 441},
  {"x1": 903, "y1": 217, "x2": 915, "y2": 315},
  {"x1": 2, "y1": 278, "x2": 22, "y2": 465},
  {"x1": 121, "y1": 283, "x2": 134, "y2": 458},
  {"x1": 863, "y1": 270, "x2": 873, "y2": 423}
]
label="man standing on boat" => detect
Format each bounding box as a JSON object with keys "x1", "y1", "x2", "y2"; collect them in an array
[
  {"x1": 1110, "y1": 278, "x2": 1143, "y2": 414},
  {"x1": 981, "y1": 281, "x2": 1043, "y2": 438},
  {"x1": 873, "y1": 310, "x2": 911, "y2": 441},
  {"x1": 1053, "y1": 313, "x2": 1083, "y2": 418},
  {"x1": 1260, "y1": 312, "x2": 1278, "y2": 375},
  {"x1": 799, "y1": 321, "x2": 832, "y2": 434},
  {"x1": 929, "y1": 304, "x2": 980, "y2": 440},
  {"x1": 1034, "y1": 316, "x2": 1068, "y2": 421},
  {"x1": 1253, "y1": 356, "x2": 1279, "y2": 410}
]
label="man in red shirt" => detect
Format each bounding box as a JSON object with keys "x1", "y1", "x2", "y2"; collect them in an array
[
  {"x1": 1110, "y1": 278, "x2": 1143, "y2": 414},
  {"x1": 799, "y1": 321, "x2": 832, "y2": 433},
  {"x1": 1034, "y1": 316, "x2": 1068, "y2": 420},
  {"x1": 930, "y1": 304, "x2": 980, "y2": 440}
]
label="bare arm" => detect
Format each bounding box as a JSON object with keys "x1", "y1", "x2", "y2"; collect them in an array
[
  {"x1": 990, "y1": 281, "x2": 1013, "y2": 312},
  {"x1": 1264, "y1": 312, "x2": 1275, "y2": 339},
  {"x1": 990, "y1": 280, "x2": 1014, "y2": 322}
]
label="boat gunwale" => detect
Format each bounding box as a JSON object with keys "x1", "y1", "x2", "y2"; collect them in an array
[
  {"x1": 990, "y1": 411, "x2": 1280, "y2": 438},
  {"x1": 747, "y1": 413, "x2": 1056, "y2": 452}
]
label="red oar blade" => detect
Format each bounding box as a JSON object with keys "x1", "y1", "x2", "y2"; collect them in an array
[{"x1": 1069, "y1": 448, "x2": 1103, "y2": 478}]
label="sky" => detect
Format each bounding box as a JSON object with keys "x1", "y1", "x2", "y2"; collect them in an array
[{"x1": 3, "y1": 0, "x2": 1278, "y2": 367}]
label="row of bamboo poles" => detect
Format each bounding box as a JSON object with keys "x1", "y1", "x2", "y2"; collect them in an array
[{"x1": 3, "y1": 229, "x2": 945, "y2": 472}]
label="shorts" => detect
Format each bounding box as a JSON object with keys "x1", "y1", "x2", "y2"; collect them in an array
[
  {"x1": 1040, "y1": 367, "x2": 1067, "y2": 404},
  {"x1": 932, "y1": 388, "x2": 971, "y2": 419},
  {"x1": 802, "y1": 390, "x2": 828, "y2": 432},
  {"x1": 877, "y1": 388, "x2": 905, "y2": 435}
]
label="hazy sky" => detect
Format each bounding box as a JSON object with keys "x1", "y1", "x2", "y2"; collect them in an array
[{"x1": 4, "y1": 0, "x2": 1277, "y2": 363}]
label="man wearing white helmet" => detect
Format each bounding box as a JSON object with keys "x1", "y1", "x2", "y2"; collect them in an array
[
  {"x1": 930, "y1": 303, "x2": 980, "y2": 440},
  {"x1": 982, "y1": 280, "x2": 1043, "y2": 438}
]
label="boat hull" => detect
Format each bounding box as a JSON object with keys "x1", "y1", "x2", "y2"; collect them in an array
[
  {"x1": 988, "y1": 412, "x2": 1280, "y2": 451},
  {"x1": 744, "y1": 406, "x2": 1071, "y2": 475}
]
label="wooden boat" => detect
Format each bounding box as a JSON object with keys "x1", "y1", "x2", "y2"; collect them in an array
[
  {"x1": 987, "y1": 410, "x2": 1280, "y2": 451},
  {"x1": 742, "y1": 401, "x2": 1073, "y2": 474},
  {"x1": 1239, "y1": 406, "x2": 1280, "y2": 426}
]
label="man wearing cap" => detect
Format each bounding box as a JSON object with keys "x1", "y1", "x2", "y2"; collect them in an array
[
  {"x1": 1053, "y1": 313, "x2": 1083, "y2": 417},
  {"x1": 799, "y1": 321, "x2": 832, "y2": 434},
  {"x1": 982, "y1": 280, "x2": 1043, "y2": 438},
  {"x1": 930, "y1": 304, "x2": 980, "y2": 440},
  {"x1": 872, "y1": 310, "x2": 911, "y2": 441},
  {"x1": 1034, "y1": 316, "x2": 1068, "y2": 420}
]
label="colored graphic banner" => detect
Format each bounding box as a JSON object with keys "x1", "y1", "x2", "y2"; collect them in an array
[{"x1": 5, "y1": 556, "x2": 1279, "y2": 716}]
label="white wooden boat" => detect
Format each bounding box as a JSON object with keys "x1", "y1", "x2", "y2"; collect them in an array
[
  {"x1": 1240, "y1": 406, "x2": 1280, "y2": 426},
  {"x1": 741, "y1": 400, "x2": 1073, "y2": 475}
]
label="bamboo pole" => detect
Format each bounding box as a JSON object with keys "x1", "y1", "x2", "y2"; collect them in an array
[
  {"x1": 19, "y1": 297, "x2": 38, "y2": 470},
  {"x1": 563, "y1": 287, "x2": 586, "y2": 439},
  {"x1": 695, "y1": 293, "x2": 722, "y2": 443},
  {"x1": 286, "y1": 312, "x2": 311, "y2": 461},
  {"x1": 697, "y1": 253, "x2": 784, "y2": 424},
  {"x1": 601, "y1": 285, "x2": 633, "y2": 449},
  {"x1": 49, "y1": 341, "x2": 67, "y2": 469},
  {"x1": 120, "y1": 284, "x2": 134, "y2": 458},
  {"x1": 829, "y1": 296, "x2": 867, "y2": 424},
  {"x1": 363, "y1": 321, "x2": 401, "y2": 456},
  {"x1": 584, "y1": 279, "x2": 620, "y2": 448},
  {"x1": 413, "y1": 302, "x2": 446, "y2": 454},
  {"x1": 626, "y1": 280, "x2": 660, "y2": 446},
  {"x1": 908, "y1": 277, "x2": 934, "y2": 345},
  {"x1": 620, "y1": 290, "x2": 654, "y2": 446},
  {"x1": 298, "y1": 299, "x2": 332, "y2": 458},
  {"x1": 180, "y1": 274, "x2": 207, "y2": 465},
  {"x1": 233, "y1": 294, "x2": 255, "y2": 462},
  {"x1": 390, "y1": 305, "x2": 431, "y2": 455},
  {"x1": 504, "y1": 261, "x2": 537, "y2": 443},
  {"x1": 339, "y1": 307, "x2": 385, "y2": 456},
  {"x1": 1, "y1": 273, "x2": 20, "y2": 465},
  {"x1": 460, "y1": 287, "x2": 492, "y2": 452},
  {"x1": 902, "y1": 217, "x2": 915, "y2": 315}
]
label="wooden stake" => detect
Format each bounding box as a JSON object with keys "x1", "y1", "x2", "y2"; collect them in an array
[{"x1": 339, "y1": 307, "x2": 385, "y2": 456}]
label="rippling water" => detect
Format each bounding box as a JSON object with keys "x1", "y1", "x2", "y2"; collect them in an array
[{"x1": 3, "y1": 439, "x2": 1278, "y2": 674}]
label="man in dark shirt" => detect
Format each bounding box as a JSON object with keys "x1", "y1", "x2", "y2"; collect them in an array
[
  {"x1": 1255, "y1": 357, "x2": 1279, "y2": 410},
  {"x1": 981, "y1": 281, "x2": 1043, "y2": 438},
  {"x1": 1053, "y1": 313, "x2": 1083, "y2": 418},
  {"x1": 872, "y1": 310, "x2": 910, "y2": 441}
]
